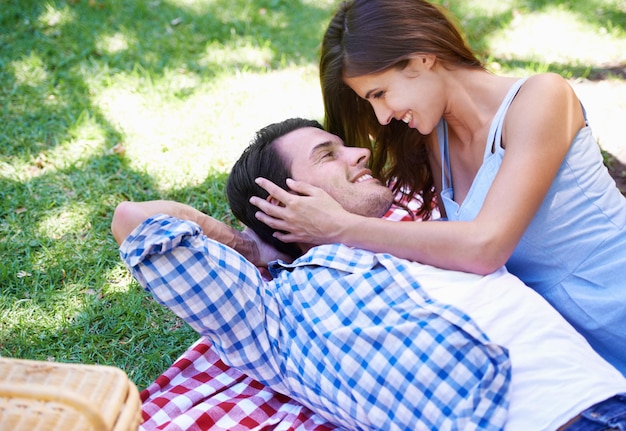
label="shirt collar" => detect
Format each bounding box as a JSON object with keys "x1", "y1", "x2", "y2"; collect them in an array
[{"x1": 268, "y1": 243, "x2": 379, "y2": 278}]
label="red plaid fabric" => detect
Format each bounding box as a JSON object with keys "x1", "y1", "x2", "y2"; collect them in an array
[
  {"x1": 140, "y1": 337, "x2": 339, "y2": 430},
  {"x1": 140, "y1": 197, "x2": 435, "y2": 430},
  {"x1": 385, "y1": 184, "x2": 441, "y2": 222}
]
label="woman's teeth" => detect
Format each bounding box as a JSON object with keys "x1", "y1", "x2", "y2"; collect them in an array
[{"x1": 402, "y1": 111, "x2": 412, "y2": 124}]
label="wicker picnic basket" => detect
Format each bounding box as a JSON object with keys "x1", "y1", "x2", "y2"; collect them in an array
[{"x1": 0, "y1": 357, "x2": 142, "y2": 431}]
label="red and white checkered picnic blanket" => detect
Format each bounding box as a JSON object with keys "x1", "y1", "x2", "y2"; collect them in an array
[
  {"x1": 140, "y1": 337, "x2": 339, "y2": 430},
  {"x1": 140, "y1": 198, "x2": 436, "y2": 430}
]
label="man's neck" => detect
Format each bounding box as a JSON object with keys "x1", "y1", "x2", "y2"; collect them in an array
[{"x1": 295, "y1": 200, "x2": 415, "y2": 256}]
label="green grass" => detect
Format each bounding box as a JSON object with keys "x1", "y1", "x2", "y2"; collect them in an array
[{"x1": 1, "y1": 0, "x2": 624, "y2": 389}]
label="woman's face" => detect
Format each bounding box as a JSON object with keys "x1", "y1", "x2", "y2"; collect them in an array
[{"x1": 344, "y1": 56, "x2": 445, "y2": 135}]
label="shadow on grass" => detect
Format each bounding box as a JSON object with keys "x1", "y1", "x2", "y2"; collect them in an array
[
  {"x1": 0, "y1": 148, "x2": 231, "y2": 386},
  {"x1": 0, "y1": 283, "x2": 198, "y2": 387}
]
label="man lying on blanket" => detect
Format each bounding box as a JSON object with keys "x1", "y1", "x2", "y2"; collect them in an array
[
  {"x1": 112, "y1": 118, "x2": 626, "y2": 431},
  {"x1": 136, "y1": 178, "x2": 431, "y2": 431}
]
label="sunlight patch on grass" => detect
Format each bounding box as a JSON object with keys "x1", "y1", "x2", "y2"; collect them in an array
[
  {"x1": 39, "y1": 3, "x2": 74, "y2": 29},
  {"x1": 1, "y1": 288, "x2": 96, "y2": 361},
  {"x1": 93, "y1": 86, "x2": 205, "y2": 189},
  {"x1": 1, "y1": 291, "x2": 81, "y2": 335},
  {"x1": 210, "y1": 65, "x2": 324, "y2": 139},
  {"x1": 93, "y1": 66, "x2": 323, "y2": 190},
  {"x1": 200, "y1": 40, "x2": 273, "y2": 69},
  {"x1": 487, "y1": 8, "x2": 626, "y2": 67},
  {"x1": 37, "y1": 204, "x2": 91, "y2": 241},
  {"x1": 462, "y1": 0, "x2": 514, "y2": 15},
  {"x1": 166, "y1": 68, "x2": 203, "y2": 95},
  {"x1": 11, "y1": 53, "x2": 48, "y2": 87},
  {"x1": 44, "y1": 111, "x2": 108, "y2": 169},
  {"x1": 2, "y1": 304, "x2": 60, "y2": 335},
  {"x1": 96, "y1": 32, "x2": 135, "y2": 55},
  {"x1": 0, "y1": 160, "x2": 22, "y2": 182},
  {"x1": 163, "y1": 0, "x2": 223, "y2": 14},
  {"x1": 105, "y1": 265, "x2": 136, "y2": 295},
  {"x1": 302, "y1": 0, "x2": 339, "y2": 6}
]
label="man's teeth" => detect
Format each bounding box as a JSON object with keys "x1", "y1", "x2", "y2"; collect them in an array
[
  {"x1": 402, "y1": 111, "x2": 412, "y2": 124},
  {"x1": 356, "y1": 174, "x2": 373, "y2": 183}
]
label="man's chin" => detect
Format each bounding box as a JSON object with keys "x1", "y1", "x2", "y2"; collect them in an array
[
  {"x1": 353, "y1": 196, "x2": 393, "y2": 219},
  {"x1": 375, "y1": 199, "x2": 394, "y2": 218}
]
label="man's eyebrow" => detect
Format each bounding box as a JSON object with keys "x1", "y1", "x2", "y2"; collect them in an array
[{"x1": 309, "y1": 140, "x2": 337, "y2": 159}]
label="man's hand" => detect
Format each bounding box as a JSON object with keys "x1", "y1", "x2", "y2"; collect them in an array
[{"x1": 239, "y1": 227, "x2": 293, "y2": 267}]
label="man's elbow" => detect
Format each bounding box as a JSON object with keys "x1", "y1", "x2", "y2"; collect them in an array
[{"x1": 111, "y1": 201, "x2": 143, "y2": 245}]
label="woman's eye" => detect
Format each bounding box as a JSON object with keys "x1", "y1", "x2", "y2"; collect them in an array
[{"x1": 373, "y1": 91, "x2": 384, "y2": 99}]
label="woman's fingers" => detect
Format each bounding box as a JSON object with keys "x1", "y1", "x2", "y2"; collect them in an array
[
  {"x1": 253, "y1": 206, "x2": 288, "y2": 230},
  {"x1": 255, "y1": 177, "x2": 322, "y2": 199},
  {"x1": 250, "y1": 195, "x2": 281, "y2": 216},
  {"x1": 255, "y1": 177, "x2": 293, "y2": 200},
  {"x1": 249, "y1": 177, "x2": 343, "y2": 244},
  {"x1": 284, "y1": 178, "x2": 321, "y2": 196}
]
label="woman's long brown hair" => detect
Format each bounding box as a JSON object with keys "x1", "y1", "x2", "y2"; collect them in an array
[{"x1": 320, "y1": 0, "x2": 484, "y2": 219}]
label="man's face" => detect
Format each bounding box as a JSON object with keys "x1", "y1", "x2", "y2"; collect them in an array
[{"x1": 274, "y1": 127, "x2": 393, "y2": 218}]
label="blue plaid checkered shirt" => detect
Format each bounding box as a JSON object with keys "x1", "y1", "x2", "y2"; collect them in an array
[{"x1": 121, "y1": 215, "x2": 511, "y2": 431}]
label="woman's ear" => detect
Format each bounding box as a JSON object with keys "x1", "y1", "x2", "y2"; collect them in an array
[
  {"x1": 422, "y1": 54, "x2": 436, "y2": 69},
  {"x1": 409, "y1": 54, "x2": 436, "y2": 71}
]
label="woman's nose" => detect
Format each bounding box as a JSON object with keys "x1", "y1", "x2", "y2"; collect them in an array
[{"x1": 373, "y1": 104, "x2": 393, "y2": 125}]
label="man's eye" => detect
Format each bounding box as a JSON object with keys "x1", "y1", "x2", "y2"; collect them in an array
[{"x1": 322, "y1": 151, "x2": 335, "y2": 159}]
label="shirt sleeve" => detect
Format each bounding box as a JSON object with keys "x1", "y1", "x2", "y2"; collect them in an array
[{"x1": 119, "y1": 214, "x2": 283, "y2": 384}]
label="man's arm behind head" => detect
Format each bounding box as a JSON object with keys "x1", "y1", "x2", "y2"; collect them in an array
[{"x1": 111, "y1": 200, "x2": 288, "y2": 267}]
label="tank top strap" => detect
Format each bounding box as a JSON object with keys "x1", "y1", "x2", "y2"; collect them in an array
[
  {"x1": 484, "y1": 78, "x2": 528, "y2": 158},
  {"x1": 440, "y1": 78, "x2": 529, "y2": 191},
  {"x1": 439, "y1": 78, "x2": 541, "y2": 191},
  {"x1": 581, "y1": 103, "x2": 589, "y2": 126}
]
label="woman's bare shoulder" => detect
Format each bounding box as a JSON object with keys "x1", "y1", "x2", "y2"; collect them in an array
[
  {"x1": 504, "y1": 73, "x2": 584, "y2": 150},
  {"x1": 507, "y1": 73, "x2": 580, "y2": 122},
  {"x1": 522, "y1": 73, "x2": 576, "y2": 99}
]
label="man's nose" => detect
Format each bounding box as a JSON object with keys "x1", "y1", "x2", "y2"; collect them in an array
[{"x1": 348, "y1": 147, "x2": 370, "y2": 166}]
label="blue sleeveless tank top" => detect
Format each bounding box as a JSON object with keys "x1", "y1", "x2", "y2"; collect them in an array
[{"x1": 439, "y1": 78, "x2": 626, "y2": 375}]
